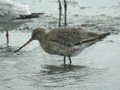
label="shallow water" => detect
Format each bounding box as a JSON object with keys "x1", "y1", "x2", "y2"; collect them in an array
[{"x1": 0, "y1": 0, "x2": 120, "y2": 90}]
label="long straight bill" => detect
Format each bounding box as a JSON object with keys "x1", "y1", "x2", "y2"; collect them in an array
[{"x1": 14, "y1": 38, "x2": 32, "y2": 53}]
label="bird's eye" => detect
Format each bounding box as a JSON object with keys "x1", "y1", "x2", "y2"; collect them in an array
[{"x1": 72, "y1": 31, "x2": 76, "y2": 34}]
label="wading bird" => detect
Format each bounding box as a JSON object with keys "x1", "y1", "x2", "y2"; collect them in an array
[
  {"x1": 0, "y1": 0, "x2": 42, "y2": 47},
  {"x1": 15, "y1": 27, "x2": 110, "y2": 65}
]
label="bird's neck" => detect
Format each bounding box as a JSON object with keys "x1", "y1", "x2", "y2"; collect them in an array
[{"x1": 37, "y1": 33, "x2": 46, "y2": 43}]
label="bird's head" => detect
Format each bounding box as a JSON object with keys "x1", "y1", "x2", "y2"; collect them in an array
[
  {"x1": 14, "y1": 27, "x2": 45, "y2": 53},
  {"x1": 31, "y1": 28, "x2": 45, "y2": 40}
]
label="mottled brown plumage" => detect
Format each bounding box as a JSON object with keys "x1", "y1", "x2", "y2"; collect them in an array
[{"x1": 15, "y1": 27, "x2": 110, "y2": 64}]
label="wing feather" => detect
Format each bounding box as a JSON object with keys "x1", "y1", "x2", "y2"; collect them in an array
[{"x1": 47, "y1": 27, "x2": 99, "y2": 47}]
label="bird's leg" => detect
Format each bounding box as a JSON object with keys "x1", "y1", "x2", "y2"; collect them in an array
[
  {"x1": 64, "y1": 0, "x2": 67, "y2": 26},
  {"x1": 6, "y1": 31, "x2": 9, "y2": 47},
  {"x1": 58, "y1": 0, "x2": 62, "y2": 27},
  {"x1": 68, "y1": 56, "x2": 72, "y2": 64},
  {"x1": 64, "y1": 56, "x2": 66, "y2": 65}
]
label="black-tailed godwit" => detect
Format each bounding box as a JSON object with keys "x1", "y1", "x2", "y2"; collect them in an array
[{"x1": 15, "y1": 27, "x2": 110, "y2": 65}]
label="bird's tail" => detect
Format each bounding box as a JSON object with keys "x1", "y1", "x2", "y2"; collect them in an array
[
  {"x1": 75, "y1": 32, "x2": 110, "y2": 45},
  {"x1": 16, "y1": 13, "x2": 44, "y2": 19},
  {"x1": 98, "y1": 32, "x2": 110, "y2": 39}
]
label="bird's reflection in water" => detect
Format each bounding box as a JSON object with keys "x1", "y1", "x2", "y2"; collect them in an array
[
  {"x1": 22, "y1": 62, "x2": 106, "y2": 88},
  {"x1": 40, "y1": 64, "x2": 86, "y2": 75},
  {"x1": 28, "y1": 64, "x2": 100, "y2": 88}
]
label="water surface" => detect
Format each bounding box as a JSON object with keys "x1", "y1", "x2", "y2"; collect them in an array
[{"x1": 0, "y1": 0, "x2": 120, "y2": 90}]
